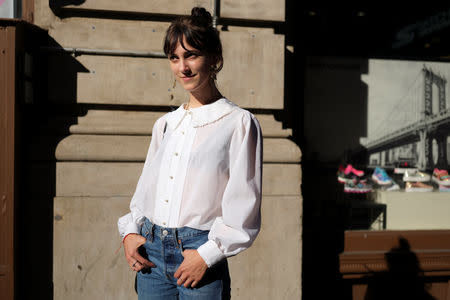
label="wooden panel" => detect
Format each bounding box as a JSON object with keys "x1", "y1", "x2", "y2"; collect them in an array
[
  {"x1": 59, "y1": 0, "x2": 212, "y2": 16},
  {"x1": 0, "y1": 24, "x2": 15, "y2": 300},
  {"x1": 55, "y1": 162, "x2": 301, "y2": 197},
  {"x1": 22, "y1": 0, "x2": 35, "y2": 22},
  {"x1": 54, "y1": 135, "x2": 300, "y2": 163},
  {"x1": 221, "y1": 0, "x2": 285, "y2": 21}
]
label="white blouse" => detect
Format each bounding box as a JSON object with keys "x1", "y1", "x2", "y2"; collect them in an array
[{"x1": 117, "y1": 98, "x2": 263, "y2": 267}]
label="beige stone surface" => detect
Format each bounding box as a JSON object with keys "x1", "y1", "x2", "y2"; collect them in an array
[
  {"x1": 53, "y1": 196, "x2": 136, "y2": 300},
  {"x1": 49, "y1": 18, "x2": 170, "y2": 53},
  {"x1": 70, "y1": 110, "x2": 292, "y2": 137},
  {"x1": 34, "y1": 0, "x2": 59, "y2": 29},
  {"x1": 219, "y1": 30, "x2": 284, "y2": 109},
  {"x1": 55, "y1": 162, "x2": 301, "y2": 197},
  {"x1": 47, "y1": 30, "x2": 284, "y2": 108},
  {"x1": 53, "y1": 195, "x2": 301, "y2": 300},
  {"x1": 60, "y1": 0, "x2": 212, "y2": 16},
  {"x1": 228, "y1": 195, "x2": 302, "y2": 299},
  {"x1": 55, "y1": 135, "x2": 301, "y2": 163},
  {"x1": 221, "y1": 0, "x2": 285, "y2": 21}
]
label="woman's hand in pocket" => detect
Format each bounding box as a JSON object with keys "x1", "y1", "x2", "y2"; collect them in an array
[
  {"x1": 174, "y1": 249, "x2": 208, "y2": 288},
  {"x1": 123, "y1": 234, "x2": 155, "y2": 272}
]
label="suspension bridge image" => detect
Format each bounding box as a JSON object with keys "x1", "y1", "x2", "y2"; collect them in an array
[{"x1": 362, "y1": 65, "x2": 450, "y2": 170}]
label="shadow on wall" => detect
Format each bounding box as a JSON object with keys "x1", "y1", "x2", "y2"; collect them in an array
[
  {"x1": 17, "y1": 34, "x2": 88, "y2": 300},
  {"x1": 364, "y1": 238, "x2": 436, "y2": 300}
]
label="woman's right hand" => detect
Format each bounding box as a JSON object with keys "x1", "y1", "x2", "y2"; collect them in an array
[{"x1": 123, "y1": 233, "x2": 155, "y2": 272}]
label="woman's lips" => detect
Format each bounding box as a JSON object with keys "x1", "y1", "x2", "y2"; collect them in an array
[{"x1": 180, "y1": 74, "x2": 196, "y2": 82}]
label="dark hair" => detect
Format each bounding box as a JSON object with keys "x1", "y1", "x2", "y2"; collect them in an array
[{"x1": 163, "y1": 7, "x2": 223, "y2": 77}]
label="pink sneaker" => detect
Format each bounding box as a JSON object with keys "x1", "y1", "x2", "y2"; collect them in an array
[
  {"x1": 344, "y1": 164, "x2": 364, "y2": 177},
  {"x1": 432, "y1": 168, "x2": 450, "y2": 186}
]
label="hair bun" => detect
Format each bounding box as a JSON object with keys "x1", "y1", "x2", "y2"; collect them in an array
[{"x1": 191, "y1": 7, "x2": 213, "y2": 28}]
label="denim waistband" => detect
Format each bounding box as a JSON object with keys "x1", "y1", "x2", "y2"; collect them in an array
[{"x1": 141, "y1": 218, "x2": 209, "y2": 239}]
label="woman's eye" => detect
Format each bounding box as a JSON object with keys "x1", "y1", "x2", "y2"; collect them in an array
[
  {"x1": 186, "y1": 52, "x2": 199, "y2": 59},
  {"x1": 169, "y1": 55, "x2": 178, "y2": 61}
]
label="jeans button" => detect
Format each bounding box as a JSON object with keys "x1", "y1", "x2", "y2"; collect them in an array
[{"x1": 162, "y1": 230, "x2": 168, "y2": 236}]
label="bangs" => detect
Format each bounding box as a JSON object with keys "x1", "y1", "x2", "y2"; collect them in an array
[{"x1": 163, "y1": 21, "x2": 207, "y2": 56}]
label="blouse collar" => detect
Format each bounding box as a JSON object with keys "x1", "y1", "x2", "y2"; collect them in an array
[{"x1": 166, "y1": 98, "x2": 237, "y2": 130}]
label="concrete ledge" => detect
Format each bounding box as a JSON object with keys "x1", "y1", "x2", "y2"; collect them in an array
[
  {"x1": 56, "y1": 0, "x2": 284, "y2": 21},
  {"x1": 55, "y1": 135, "x2": 301, "y2": 163},
  {"x1": 59, "y1": 0, "x2": 212, "y2": 16},
  {"x1": 53, "y1": 195, "x2": 301, "y2": 300},
  {"x1": 55, "y1": 162, "x2": 301, "y2": 197},
  {"x1": 70, "y1": 110, "x2": 292, "y2": 138}
]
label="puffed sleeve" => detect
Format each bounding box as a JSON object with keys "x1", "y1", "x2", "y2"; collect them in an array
[
  {"x1": 197, "y1": 111, "x2": 263, "y2": 267},
  {"x1": 117, "y1": 116, "x2": 167, "y2": 238}
]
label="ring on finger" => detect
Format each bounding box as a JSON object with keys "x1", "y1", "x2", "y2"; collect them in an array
[{"x1": 132, "y1": 261, "x2": 139, "y2": 267}]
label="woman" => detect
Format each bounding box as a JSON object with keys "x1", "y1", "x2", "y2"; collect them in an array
[{"x1": 118, "y1": 7, "x2": 262, "y2": 299}]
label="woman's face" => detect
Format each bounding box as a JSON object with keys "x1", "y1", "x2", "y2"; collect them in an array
[{"x1": 168, "y1": 37, "x2": 212, "y2": 93}]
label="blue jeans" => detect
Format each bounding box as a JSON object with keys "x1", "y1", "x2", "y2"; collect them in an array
[{"x1": 137, "y1": 218, "x2": 231, "y2": 300}]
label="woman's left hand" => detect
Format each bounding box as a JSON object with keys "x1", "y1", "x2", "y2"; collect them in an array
[{"x1": 174, "y1": 249, "x2": 208, "y2": 288}]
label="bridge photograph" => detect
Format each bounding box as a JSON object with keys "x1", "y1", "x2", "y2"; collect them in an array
[{"x1": 360, "y1": 60, "x2": 450, "y2": 170}]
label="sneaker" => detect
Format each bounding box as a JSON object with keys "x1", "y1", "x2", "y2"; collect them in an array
[
  {"x1": 439, "y1": 184, "x2": 450, "y2": 192},
  {"x1": 432, "y1": 168, "x2": 450, "y2": 186},
  {"x1": 344, "y1": 179, "x2": 372, "y2": 193},
  {"x1": 344, "y1": 164, "x2": 364, "y2": 177},
  {"x1": 405, "y1": 182, "x2": 433, "y2": 192},
  {"x1": 385, "y1": 181, "x2": 400, "y2": 191},
  {"x1": 394, "y1": 167, "x2": 418, "y2": 174},
  {"x1": 372, "y1": 167, "x2": 393, "y2": 185},
  {"x1": 403, "y1": 170, "x2": 431, "y2": 182}
]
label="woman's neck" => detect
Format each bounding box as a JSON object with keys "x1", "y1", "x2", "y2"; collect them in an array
[{"x1": 187, "y1": 82, "x2": 222, "y2": 109}]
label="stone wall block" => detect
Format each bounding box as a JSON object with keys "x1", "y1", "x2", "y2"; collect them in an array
[
  {"x1": 55, "y1": 162, "x2": 301, "y2": 197},
  {"x1": 47, "y1": 29, "x2": 284, "y2": 109},
  {"x1": 70, "y1": 110, "x2": 292, "y2": 137},
  {"x1": 59, "y1": 0, "x2": 212, "y2": 16},
  {"x1": 55, "y1": 135, "x2": 301, "y2": 163},
  {"x1": 221, "y1": 0, "x2": 285, "y2": 21},
  {"x1": 53, "y1": 195, "x2": 301, "y2": 300}
]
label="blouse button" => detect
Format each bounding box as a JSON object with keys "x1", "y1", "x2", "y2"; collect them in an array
[
  {"x1": 164, "y1": 199, "x2": 169, "y2": 203},
  {"x1": 162, "y1": 222, "x2": 166, "y2": 225},
  {"x1": 169, "y1": 175, "x2": 173, "y2": 179},
  {"x1": 174, "y1": 152, "x2": 179, "y2": 156},
  {"x1": 181, "y1": 131, "x2": 185, "y2": 135}
]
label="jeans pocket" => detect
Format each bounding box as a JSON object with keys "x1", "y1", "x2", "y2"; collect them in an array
[{"x1": 179, "y1": 232, "x2": 209, "y2": 251}]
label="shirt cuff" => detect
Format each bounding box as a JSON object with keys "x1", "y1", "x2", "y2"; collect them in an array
[
  {"x1": 197, "y1": 240, "x2": 226, "y2": 268},
  {"x1": 122, "y1": 222, "x2": 140, "y2": 238}
]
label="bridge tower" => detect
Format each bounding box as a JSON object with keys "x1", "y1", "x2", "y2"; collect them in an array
[
  {"x1": 423, "y1": 66, "x2": 447, "y2": 117},
  {"x1": 420, "y1": 66, "x2": 448, "y2": 170}
]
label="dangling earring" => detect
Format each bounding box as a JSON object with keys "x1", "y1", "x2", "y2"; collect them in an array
[
  {"x1": 210, "y1": 65, "x2": 217, "y2": 80},
  {"x1": 172, "y1": 78, "x2": 177, "y2": 89}
]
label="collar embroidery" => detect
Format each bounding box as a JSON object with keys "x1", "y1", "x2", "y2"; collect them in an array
[{"x1": 166, "y1": 98, "x2": 237, "y2": 130}]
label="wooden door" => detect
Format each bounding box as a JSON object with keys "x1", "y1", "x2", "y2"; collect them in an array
[{"x1": 0, "y1": 24, "x2": 16, "y2": 300}]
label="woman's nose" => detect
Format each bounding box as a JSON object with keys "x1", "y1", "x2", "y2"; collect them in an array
[{"x1": 178, "y1": 59, "x2": 189, "y2": 73}]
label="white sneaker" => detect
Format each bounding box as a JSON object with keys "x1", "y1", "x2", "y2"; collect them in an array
[
  {"x1": 405, "y1": 182, "x2": 433, "y2": 192},
  {"x1": 403, "y1": 170, "x2": 431, "y2": 182}
]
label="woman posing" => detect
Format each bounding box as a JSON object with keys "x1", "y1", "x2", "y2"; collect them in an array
[{"x1": 118, "y1": 7, "x2": 263, "y2": 299}]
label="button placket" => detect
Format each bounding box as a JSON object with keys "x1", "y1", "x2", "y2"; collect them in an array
[{"x1": 160, "y1": 114, "x2": 190, "y2": 226}]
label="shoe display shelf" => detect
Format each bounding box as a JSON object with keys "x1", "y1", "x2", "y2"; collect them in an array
[{"x1": 374, "y1": 190, "x2": 450, "y2": 230}]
